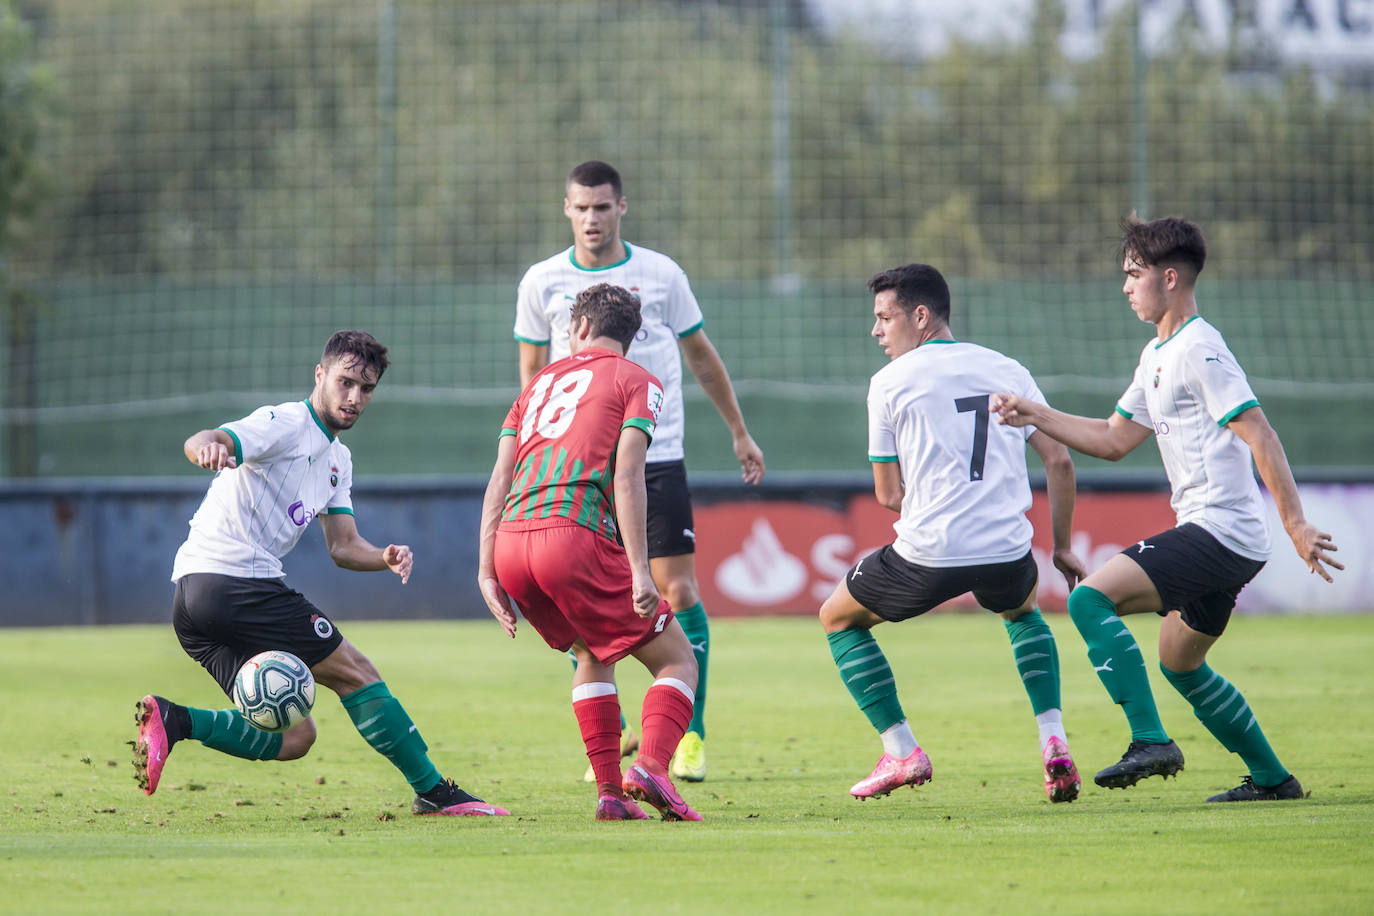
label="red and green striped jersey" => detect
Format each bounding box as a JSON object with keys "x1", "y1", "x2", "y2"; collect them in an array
[{"x1": 499, "y1": 347, "x2": 664, "y2": 540}]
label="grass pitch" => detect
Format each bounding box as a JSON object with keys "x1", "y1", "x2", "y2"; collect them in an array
[{"x1": 2, "y1": 613, "x2": 1372, "y2": 914}]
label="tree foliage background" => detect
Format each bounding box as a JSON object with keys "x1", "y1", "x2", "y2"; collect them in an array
[{"x1": 3, "y1": 0, "x2": 1372, "y2": 475}]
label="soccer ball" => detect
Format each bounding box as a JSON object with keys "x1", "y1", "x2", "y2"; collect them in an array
[{"x1": 233, "y1": 650, "x2": 316, "y2": 732}]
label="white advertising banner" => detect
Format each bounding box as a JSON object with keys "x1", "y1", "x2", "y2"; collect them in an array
[{"x1": 806, "y1": 0, "x2": 1374, "y2": 67}]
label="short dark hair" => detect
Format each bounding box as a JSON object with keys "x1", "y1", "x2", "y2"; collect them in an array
[
  {"x1": 567, "y1": 160, "x2": 623, "y2": 198},
  {"x1": 321, "y1": 330, "x2": 389, "y2": 381},
  {"x1": 571, "y1": 283, "x2": 642, "y2": 351},
  {"x1": 1120, "y1": 215, "x2": 1206, "y2": 283},
  {"x1": 867, "y1": 263, "x2": 951, "y2": 322}
]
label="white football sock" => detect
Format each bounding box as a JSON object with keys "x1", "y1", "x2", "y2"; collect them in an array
[
  {"x1": 1036, "y1": 709, "x2": 1067, "y2": 746},
  {"x1": 880, "y1": 720, "x2": 919, "y2": 758}
]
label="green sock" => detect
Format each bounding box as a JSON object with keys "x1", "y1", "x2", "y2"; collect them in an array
[
  {"x1": 188, "y1": 707, "x2": 283, "y2": 761},
  {"x1": 1160, "y1": 662, "x2": 1289, "y2": 786},
  {"x1": 569, "y1": 650, "x2": 627, "y2": 732},
  {"x1": 675, "y1": 602, "x2": 710, "y2": 738},
  {"x1": 1066, "y1": 586, "x2": 1170, "y2": 744},
  {"x1": 826, "y1": 627, "x2": 905, "y2": 733},
  {"x1": 1004, "y1": 608, "x2": 1060, "y2": 715},
  {"x1": 340, "y1": 681, "x2": 441, "y2": 794}
]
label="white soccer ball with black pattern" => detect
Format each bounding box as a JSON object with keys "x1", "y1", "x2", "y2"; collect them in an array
[{"x1": 233, "y1": 650, "x2": 316, "y2": 732}]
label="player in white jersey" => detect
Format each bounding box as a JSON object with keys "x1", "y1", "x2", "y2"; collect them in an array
[
  {"x1": 818, "y1": 263, "x2": 1087, "y2": 803},
  {"x1": 992, "y1": 216, "x2": 1342, "y2": 802},
  {"x1": 514, "y1": 160, "x2": 765, "y2": 783},
  {"x1": 132, "y1": 331, "x2": 507, "y2": 817}
]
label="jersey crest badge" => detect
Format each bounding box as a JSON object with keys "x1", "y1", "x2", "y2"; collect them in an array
[
  {"x1": 646, "y1": 383, "x2": 664, "y2": 422},
  {"x1": 1153, "y1": 366, "x2": 1162, "y2": 388},
  {"x1": 330, "y1": 466, "x2": 339, "y2": 487}
]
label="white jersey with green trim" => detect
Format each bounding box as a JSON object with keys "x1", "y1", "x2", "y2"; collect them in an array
[
  {"x1": 514, "y1": 242, "x2": 704, "y2": 462},
  {"x1": 1116, "y1": 315, "x2": 1270, "y2": 561},
  {"x1": 172, "y1": 399, "x2": 355, "y2": 581},
  {"x1": 867, "y1": 340, "x2": 1045, "y2": 567}
]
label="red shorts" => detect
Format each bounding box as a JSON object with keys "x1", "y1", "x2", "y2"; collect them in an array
[{"x1": 493, "y1": 523, "x2": 674, "y2": 665}]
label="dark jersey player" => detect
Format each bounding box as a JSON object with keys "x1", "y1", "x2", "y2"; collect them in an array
[{"x1": 478, "y1": 283, "x2": 703, "y2": 822}]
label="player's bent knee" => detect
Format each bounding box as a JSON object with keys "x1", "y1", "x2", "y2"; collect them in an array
[
  {"x1": 818, "y1": 585, "x2": 867, "y2": 633},
  {"x1": 312, "y1": 640, "x2": 382, "y2": 696},
  {"x1": 662, "y1": 578, "x2": 699, "y2": 610},
  {"x1": 1066, "y1": 585, "x2": 1106, "y2": 628},
  {"x1": 277, "y1": 718, "x2": 317, "y2": 760}
]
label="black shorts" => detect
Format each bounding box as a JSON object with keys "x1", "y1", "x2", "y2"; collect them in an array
[
  {"x1": 1121, "y1": 523, "x2": 1266, "y2": 638},
  {"x1": 846, "y1": 546, "x2": 1039, "y2": 623},
  {"x1": 172, "y1": 573, "x2": 344, "y2": 696},
  {"x1": 644, "y1": 460, "x2": 696, "y2": 559}
]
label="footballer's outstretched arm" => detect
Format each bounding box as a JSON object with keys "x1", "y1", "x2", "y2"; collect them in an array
[
  {"x1": 478, "y1": 435, "x2": 519, "y2": 636},
  {"x1": 679, "y1": 329, "x2": 765, "y2": 484},
  {"x1": 319, "y1": 513, "x2": 413, "y2": 584},
  {"x1": 991, "y1": 394, "x2": 1151, "y2": 462}
]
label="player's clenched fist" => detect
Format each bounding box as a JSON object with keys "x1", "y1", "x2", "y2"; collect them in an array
[
  {"x1": 196, "y1": 442, "x2": 236, "y2": 470},
  {"x1": 990, "y1": 392, "x2": 1035, "y2": 427},
  {"x1": 631, "y1": 570, "x2": 661, "y2": 619}
]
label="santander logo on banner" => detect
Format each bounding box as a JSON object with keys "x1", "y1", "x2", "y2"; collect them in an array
[
  {"x1": 696, "y1": 492, "x2": 1178, "y2": 617},
  {"x1": 714, "y1": 518, "x2": 810, "y2": 605}
]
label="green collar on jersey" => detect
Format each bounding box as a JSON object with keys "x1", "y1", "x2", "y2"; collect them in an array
[
  {"x1": 569, "y1": 241, "x2": 633, "y2": 272},
  {"x1": 921, "y1": 338, "x2": 958, "y2": 346},
  {"x1": 1153, "y1": 314, "x2": 1200, "y2": 349},
  {"x1": 304, "y1": 399, "x2": 336, "y2": 441}
]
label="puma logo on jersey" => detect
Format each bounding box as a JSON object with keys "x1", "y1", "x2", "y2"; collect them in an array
[
  {"x1": 682, "y1": 528, "x2": 695, "y2": 540},
  {"x1": 1093, "y1": 658, "x2": 1113, "y2": 673},
  {"x1": 1205, "y1": 354, "x2": 1223, "y2": 363},
  {"x1": 851, "y1": 558, "x2": 865, "y2": 578},
  {"x1": 654, "y1": 613, "x2": 669, "y2": 633},
  {"x1": 1136, "y1": 540, "x2": 1155, "y2": 552}
]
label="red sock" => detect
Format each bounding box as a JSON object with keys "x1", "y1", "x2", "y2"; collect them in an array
[
  {"x1": 574, "y1": 693, "x2": 624, "y2": 795},
  {"x1": 638, "y1": 682, "x2": 694, "y2": 773}
]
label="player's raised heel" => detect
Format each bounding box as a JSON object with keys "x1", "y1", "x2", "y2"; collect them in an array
[
  {"x1": 849, "y1": 747, "x2": 933, "y2": 799},
  {"x1": 623, "y1": 764, "x2": 702, "y2": 821},
  {"x1": 132, "y1": 695, "x2": 171, "y2": 796},
  {"x1": 411, "y1": 777, "x2": 510, "y2": 816},
  {"x1": 1206, "y1": 774, "x2": 1305, "y2": 803},
  {"x1": 1093, "y1": 740, "x2": 1185, "y2": 789},
  {"x1": 595, "y1": 794, "x2": 650, "y2": 821},
  {"x1": 1041, "y1": 736, "x2": 1080, "y2": 803}
]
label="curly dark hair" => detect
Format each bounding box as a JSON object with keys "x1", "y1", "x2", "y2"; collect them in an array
[
  {"x1": 321, "y1": 330, "x2": 389, "y2": 381},
  {"x1": 571, "y1": 283, "x2": 642, "y2": 351}
]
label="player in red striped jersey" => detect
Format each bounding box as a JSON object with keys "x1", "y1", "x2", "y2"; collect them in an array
[{"x1": 478, "y1": 283, "x2": 703, "y2": 821}]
